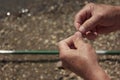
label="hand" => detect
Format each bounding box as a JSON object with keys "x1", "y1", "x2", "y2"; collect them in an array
[
  {"x1": 74, "y1": 3, "x2": 120, "y2": 39},
  {"x1": 58, "y1": 32, "x2": 110, "y2": 80}
]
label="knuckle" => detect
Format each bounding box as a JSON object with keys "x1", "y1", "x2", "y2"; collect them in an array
[
  {"x1": 85, "y1": 3, "x2": 96, "y2": 12},
  {"x1": 97, "y1": 13, "x2": 104, "y2": 19},
  {"x1": 87, "y1": 3, "x2": 95, "y2": 7}
]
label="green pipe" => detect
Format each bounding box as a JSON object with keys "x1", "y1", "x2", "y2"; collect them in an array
[
  {"x1": 0, "y1": 50, "x2": 120, "y2": 55},
  {"x1": 15, "y1": 50, "x2": 59, "y2": 55},
  {"x1": 96, "y1": 50, "x2": 120, "y2": 55}
]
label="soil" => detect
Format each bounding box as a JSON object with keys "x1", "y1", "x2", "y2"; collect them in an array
[{"x1": 0, "y1": 0, "x2": 120, "y2": 80}]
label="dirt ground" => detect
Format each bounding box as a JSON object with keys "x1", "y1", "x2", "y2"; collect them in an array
[{"x1": 0, "y1": 0, "x2": 120, "y2": 80}]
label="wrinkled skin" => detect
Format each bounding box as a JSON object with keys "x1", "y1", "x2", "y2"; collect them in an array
[
  {"x1": 58, "y1": 3, "x2": 120, "y2": 80},
  {"x1": 74, "y1": 3, "x2": 120, "y2": 40},
  {"x1": 58, "y1": 32, "x2": 110, "y2": 80}
]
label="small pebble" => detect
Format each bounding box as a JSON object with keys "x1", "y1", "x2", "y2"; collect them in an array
[
  {"x1": 7, "y1": 12, "x2": 11, "y2": 16},
  {"x1": 56, "y1": 61, "x2": 64, "y2": 69}
]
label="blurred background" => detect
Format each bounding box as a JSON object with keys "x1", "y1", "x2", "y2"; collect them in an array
[{"x1": 0, "y1": 0, "x2": 119, "y2": 80}]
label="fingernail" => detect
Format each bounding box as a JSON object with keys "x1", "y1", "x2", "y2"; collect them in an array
[
  {"x1": 75, "y1": 32, "x2": 82, "y2": 38},
  {"x1": 79, "y1": 26, "x2": 85, "y2": 33}
]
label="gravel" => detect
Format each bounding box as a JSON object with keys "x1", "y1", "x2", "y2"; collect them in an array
[{"x1": 0, "y1": 0, "x2": 120, "y2": 80}]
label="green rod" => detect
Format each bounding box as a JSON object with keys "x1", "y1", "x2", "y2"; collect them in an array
[
  {"x1": 15, "y1": 50, "x2": 59, "y2": 55},
  {"x1": 0, "y1": 50, "x2": 120, "y2": 55}
]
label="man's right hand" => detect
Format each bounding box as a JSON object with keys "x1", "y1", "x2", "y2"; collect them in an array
[{"x1": 74, "y1": 3, "x2": 120, "y2": 39}]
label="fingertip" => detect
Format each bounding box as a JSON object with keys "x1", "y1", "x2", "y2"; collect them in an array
[
  {"x1": 74, "y1": 32, "x2": 83, "y2": 39},
  {"x1": 73, "y1": 32, "x2": 85, "y2": 48},
  {"x1": 79, "y1": 26, "x2": 86, "y2": 33}
]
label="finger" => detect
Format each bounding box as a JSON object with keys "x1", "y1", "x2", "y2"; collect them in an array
[
  {"x1": 58, "y1": 35, "x2": 74, "y2": 51},
  {"x1": 74, "y1": 6, "x2": 91, "y2": 30},
  {"x1": 85, "y1": 31, "x2": 98, "y2": 40},
  {"x1": 73, "y1": 32, "x2": 85, "y2": 48},
  {"x1": 58, "y1": 41, "x2": 70, "y2": 52},
  {"x1": 64, "y1": 36, "x2": 74, "y2": 46},
  {"x1": 79, "y1": 16, "x2": 99, "y2": 33}
]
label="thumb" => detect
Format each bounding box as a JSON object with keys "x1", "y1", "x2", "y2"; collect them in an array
[
  {"x1": 73, "y1": 32, "x2": 85, "y2": 48},
  {"x1": 79, "y1": 16, "x2": 99, "y2": 33}
]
